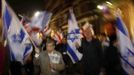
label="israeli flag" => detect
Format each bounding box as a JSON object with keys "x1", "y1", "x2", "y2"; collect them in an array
[
  {"x1": 2, "y1": 1, "x2": 33, "y2": 64},
  {"x1": 67, "y1": 9, "x2": 83, "y2": 63},
  {"x1": 30, "y1": 11, "x2": 52, "y2": 31},
  {"x1": 116, "y1": 11, "x2": 134, "y2": 75}
]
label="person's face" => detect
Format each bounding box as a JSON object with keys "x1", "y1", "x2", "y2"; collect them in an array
[
  {"x1": 83, "y1": 27, "x2": 93, "y2": 39},
  {"x1": 46, "y1": 43, "x2": 55, "y2": 53}
]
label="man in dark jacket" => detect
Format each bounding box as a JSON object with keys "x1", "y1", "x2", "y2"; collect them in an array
[
  {"x1": 104, "y1": 35, "x2": 123, "y2": 75},
  {"x1": 76, "y1": 23, "x2": 103, "y2": 75}
]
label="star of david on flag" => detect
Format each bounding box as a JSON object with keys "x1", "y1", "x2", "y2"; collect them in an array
[
  {"x1": 67, "y1": 8, "x2": 82, "y2": 63},
  {"x1": 2, "y1": 0, "x2": 33, "y2": 64}
]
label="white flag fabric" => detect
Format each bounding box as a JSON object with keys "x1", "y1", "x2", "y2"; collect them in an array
[
  {"x1": 2, "y1": 0, "x2": 33, "y2": 64},
  {"x1": 116, "y1": 12, "x2": 134, "y2": 75},
  {"x1": 67, "y1": 9, "x2": 83, "y2": 63},
  {"x1": 30, "y1": 11, "x2": 52, "y2": 45},
  {"x1": 30, "y1": 11, "x2": 52, "y2": 31}
]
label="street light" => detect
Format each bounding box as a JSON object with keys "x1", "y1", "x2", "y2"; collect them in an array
[
  {"x1": 97, "y1": 5, "x2": 104, "y2": 10},
  {"x1": 34, "y1": 11, "x2": 40, "y2": 17},
  {"x1": 106, "y1": 1, "x2": 112, "y2": 5}
]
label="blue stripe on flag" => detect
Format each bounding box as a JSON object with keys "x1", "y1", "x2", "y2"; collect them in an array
[
  {"x1": 6, "y1": 43, "x2": 16, "y2": 61},
  {"x1": 120, "y1": 56, "x2": 134, "y2": 69},
  {"x1": 23, "y1": 44, "x2": 32, "y2": 57},
  {"x1": 4, "y1": 7, "x2": 11, "y2": 30},
  {"x1": 127, "y1": 48, "x2": 134, "y2": 56},
  {"x1": 10, "y1": 49, "x2": 16, "y2": 61},
  {"x1": 116, "y1": 17, "x2": 127, "y2": 36},
  {"x1": 67, "y1": 44, "x2": 79, "y2": 62}
]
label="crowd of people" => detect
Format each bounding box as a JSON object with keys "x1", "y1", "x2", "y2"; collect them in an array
[{"x1": 9, "y1": 24, "x2": 124, "y2": 75}]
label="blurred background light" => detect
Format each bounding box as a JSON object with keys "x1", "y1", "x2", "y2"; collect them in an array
[
  {"x1": 34, "y1": 11, "x2": 40, "y2": 17},
  {"x1": 106, "y1": 1, "x2": 112, "y2": 6}
]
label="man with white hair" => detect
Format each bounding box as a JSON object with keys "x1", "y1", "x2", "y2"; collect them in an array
[{"x1": 76, "y1": 22, "x2": 103, "y2": 75}]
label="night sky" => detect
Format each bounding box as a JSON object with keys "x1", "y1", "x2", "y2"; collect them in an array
[{"x1": 6, "y1": 0, "x2": 45, "y2": 17}]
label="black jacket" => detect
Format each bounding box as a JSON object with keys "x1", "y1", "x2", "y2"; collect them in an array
[
  {"x1": 104, "y1": 45, "x2": 123, "y2": 75},
  {"x1": 78, "y1": 38, "x2": 103, "y2": 74}
]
